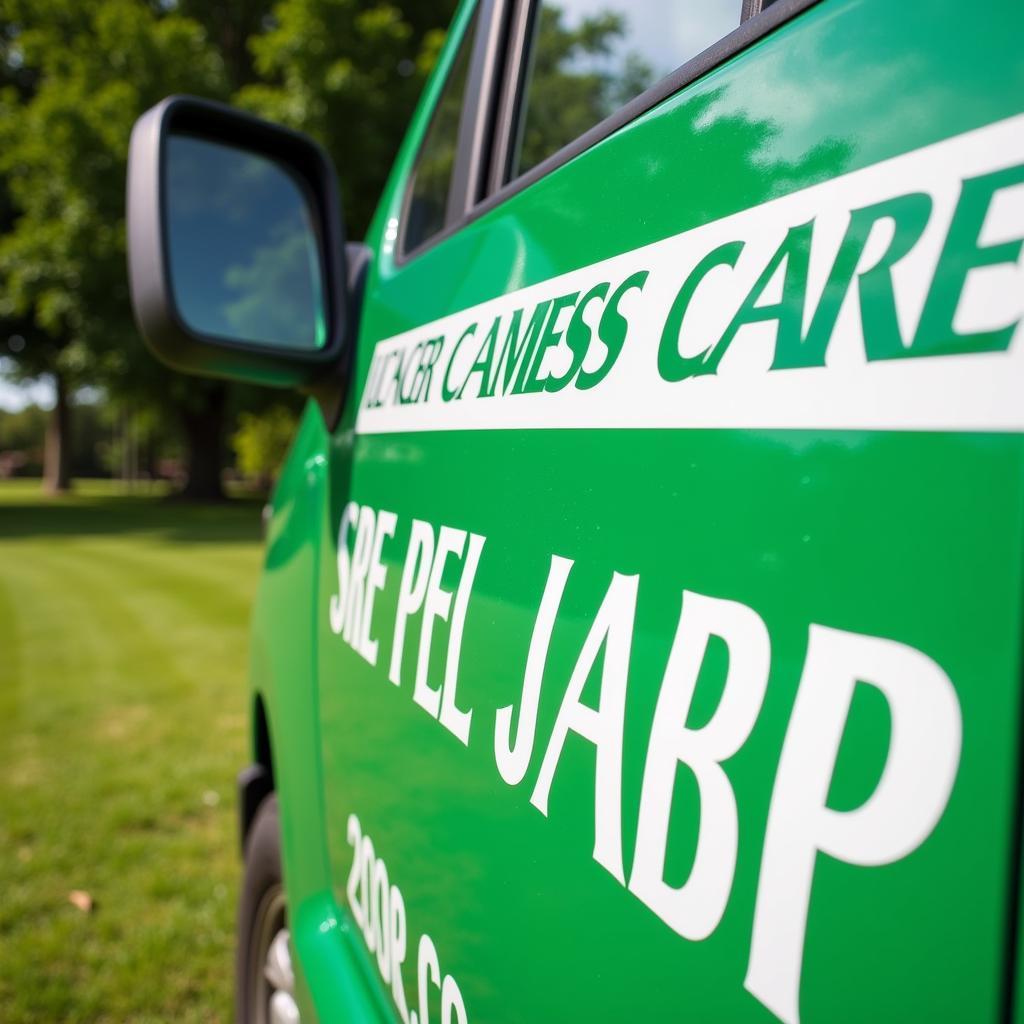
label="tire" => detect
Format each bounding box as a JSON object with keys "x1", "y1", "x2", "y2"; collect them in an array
[{"x1": 235, "y1": 794, "x2": 299, "y2": 1024}]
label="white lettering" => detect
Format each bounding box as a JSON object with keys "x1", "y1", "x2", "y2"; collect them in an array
[
  {"x1": 438, "y1": 531, "x2": 485, "y2": 745},
  {"x1": 328, "y1": 502, "x2": 358, "y2": 635},
  {"x1": 390, "y1": 519, "x2": 436, "y2": 685},
  {"x1": 494, "y1": 555, "x2": 574, "y2": 785},
  {"x1": 744, "y1": 625, "x2": 961, "y2": 1024},
  {"x1": 530, "y1": 571, "x2": 639, "y2": 883},
  {"x1": 629, "y1": 590, "x2": 770, "y2": 939}
]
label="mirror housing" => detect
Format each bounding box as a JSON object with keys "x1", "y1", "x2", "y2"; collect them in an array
[{"x1": 127, "y1": 95, "x2": 348, "y2": 389}]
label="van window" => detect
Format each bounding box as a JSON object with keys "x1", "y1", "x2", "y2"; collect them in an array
[
  {"x1": 402, "y1": 10, "x2": 479, "y2": 255},
  {"x1": 510, "y1": 0, "x2": 740, "y2": 179}
]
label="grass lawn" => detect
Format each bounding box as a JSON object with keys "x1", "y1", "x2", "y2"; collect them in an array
[{"x1": 0, "y1": 479, "x2": 265, "y2": 1023}]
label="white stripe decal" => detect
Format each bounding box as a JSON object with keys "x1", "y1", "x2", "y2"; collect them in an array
[{"x1": 357, "y1": 114, "x2": 1024, "y2": 435}]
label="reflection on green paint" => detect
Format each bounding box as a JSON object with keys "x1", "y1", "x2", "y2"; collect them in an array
[{"x1": 249, "y1": 1, "x2": 1024, "y2": 1023}]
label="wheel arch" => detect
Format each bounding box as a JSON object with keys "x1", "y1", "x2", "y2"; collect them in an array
[{"x1": 238, "y1": 691, "x2": 275, "y2": 853}]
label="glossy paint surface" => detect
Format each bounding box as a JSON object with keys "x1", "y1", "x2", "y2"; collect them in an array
[{"x1": 250, "y1": 1, "x2": 1024, "y2": 1021}]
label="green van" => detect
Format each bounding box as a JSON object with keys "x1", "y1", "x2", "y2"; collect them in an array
[{"x1": 125, "y1": 0, "x2": 1024, "y2": 1020}]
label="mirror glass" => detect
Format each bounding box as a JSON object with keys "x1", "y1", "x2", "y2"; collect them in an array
[{"x1": 165, "y1": 134, "x2": 327, "y2": 351}]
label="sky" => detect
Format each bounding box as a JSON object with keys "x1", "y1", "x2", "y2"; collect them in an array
[
  {"x1": 556, "y1": 0, "x2": 741, "y2": 82},
  {"x1": 0, "y1": 360, "x2": 54, "y2": 412}
]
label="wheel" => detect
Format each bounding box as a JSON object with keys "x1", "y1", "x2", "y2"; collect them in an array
[{"x1": 235, "y1": 794, "x2": 300, "y2": 1024}]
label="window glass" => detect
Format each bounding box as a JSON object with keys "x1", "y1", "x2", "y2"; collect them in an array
[
  {"x1": 511, "y1": 1, "x2": 740, "y2": 178},
  {"x1": 403, "y1": 10, "x2": 478, "y2": 255}
]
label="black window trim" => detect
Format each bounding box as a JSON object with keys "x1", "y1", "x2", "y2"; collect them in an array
[
  {"x1": 395, "y1": 0, "x2": 822, "y2": 268},
  {"x1": 486, "y1": 0, "x2": 536, "y2": 195},
  {"x1": 397, "y1": 0, "x2": 510, "y2": 264},
  {"x1": 447, "y1": 0, "x2": 515, "y2": 221}
]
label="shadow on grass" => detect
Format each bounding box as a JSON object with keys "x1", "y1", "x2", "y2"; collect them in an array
[{"x1": 0, "y1": 488, "x2": 265, "y2": 545}]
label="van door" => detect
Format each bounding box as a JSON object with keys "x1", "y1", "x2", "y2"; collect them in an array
[{"x1": 318, "y1": 0, "x2": 1024, "y2": 1021}]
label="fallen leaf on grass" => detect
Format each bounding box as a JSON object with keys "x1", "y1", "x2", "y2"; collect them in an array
[{"x1": 68, "y1": 890, "x2": 93, "y2": 913}]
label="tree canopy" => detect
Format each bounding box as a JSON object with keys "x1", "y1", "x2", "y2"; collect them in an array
[
  {"x1": 0, "y1": 0, "x2": 653, "y2": 494},
  {"x1": 0, "y1": 0, "x2": 455, "y2": 494}
]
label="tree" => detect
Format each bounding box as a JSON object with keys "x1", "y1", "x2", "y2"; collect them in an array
[
  {"x1": 0, "y1": 11, "x2": 75, "y2": 490},
  {"x1": 0, "y1": 401, "x2": 47, "y2": 477},
  {"x1": 0, "y1": 0, "x2": 231, "y2": 494},
  {"x1": 0, "y1": 317, "x2": 78, "y2": 491},
  {"x1": 0, "y1": 0, "x2": 461, "y2": 497},
  {"x1": 236, "y1": 0, "x2": 456, "y2": 239},
  {"x1": 232, "y1": 404, "x2": 300, "y2": 491}
]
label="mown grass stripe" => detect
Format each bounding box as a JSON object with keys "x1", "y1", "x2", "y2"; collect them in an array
[{"x1": 0, "y1": 483, "x2": 263, "y2": 1023}]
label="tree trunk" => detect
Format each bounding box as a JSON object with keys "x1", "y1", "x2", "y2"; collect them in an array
[
  {"x1": 144, "y1": 434, "x2": 160, "y2": 483},
  {"x1": 43, "y1": 371, "x2": 72, "y2": 494},
  {"x1": 180, "y1": 384, "x2": 227, "y2": 501}
]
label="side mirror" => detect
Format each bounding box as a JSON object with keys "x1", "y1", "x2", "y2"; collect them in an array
[{"x1": 127, "y1": 95, "x2": 348, "y2": 388}]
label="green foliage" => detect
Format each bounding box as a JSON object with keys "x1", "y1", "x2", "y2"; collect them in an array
[
  {"x1": 94, "y1": 399, "x2": 182, "y2": 480},
  {"x1": 236, "y1": 0, "x2": 456, "y2": 237},
  {"x1": 0, "y1": 397, "x2": 145, "y2": 477},
  {"x1": 231, "y1": 404, "x2": 300, "y2": 483},
  {"x1": 0, "y1": 0, "x2": 234, "y2": 490},
  {"x1": 0, "y1": 402, "x2": 46, "y2": 474},
  {"x1": 0, "y1": 1, "x2": 229, "y2": 384},
  {"x1": 0, "y1": 402, "x2": 47, "y2": 454},
  {"x1": 0, "y1": 0, "x2": 458, "y2": 493}
]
